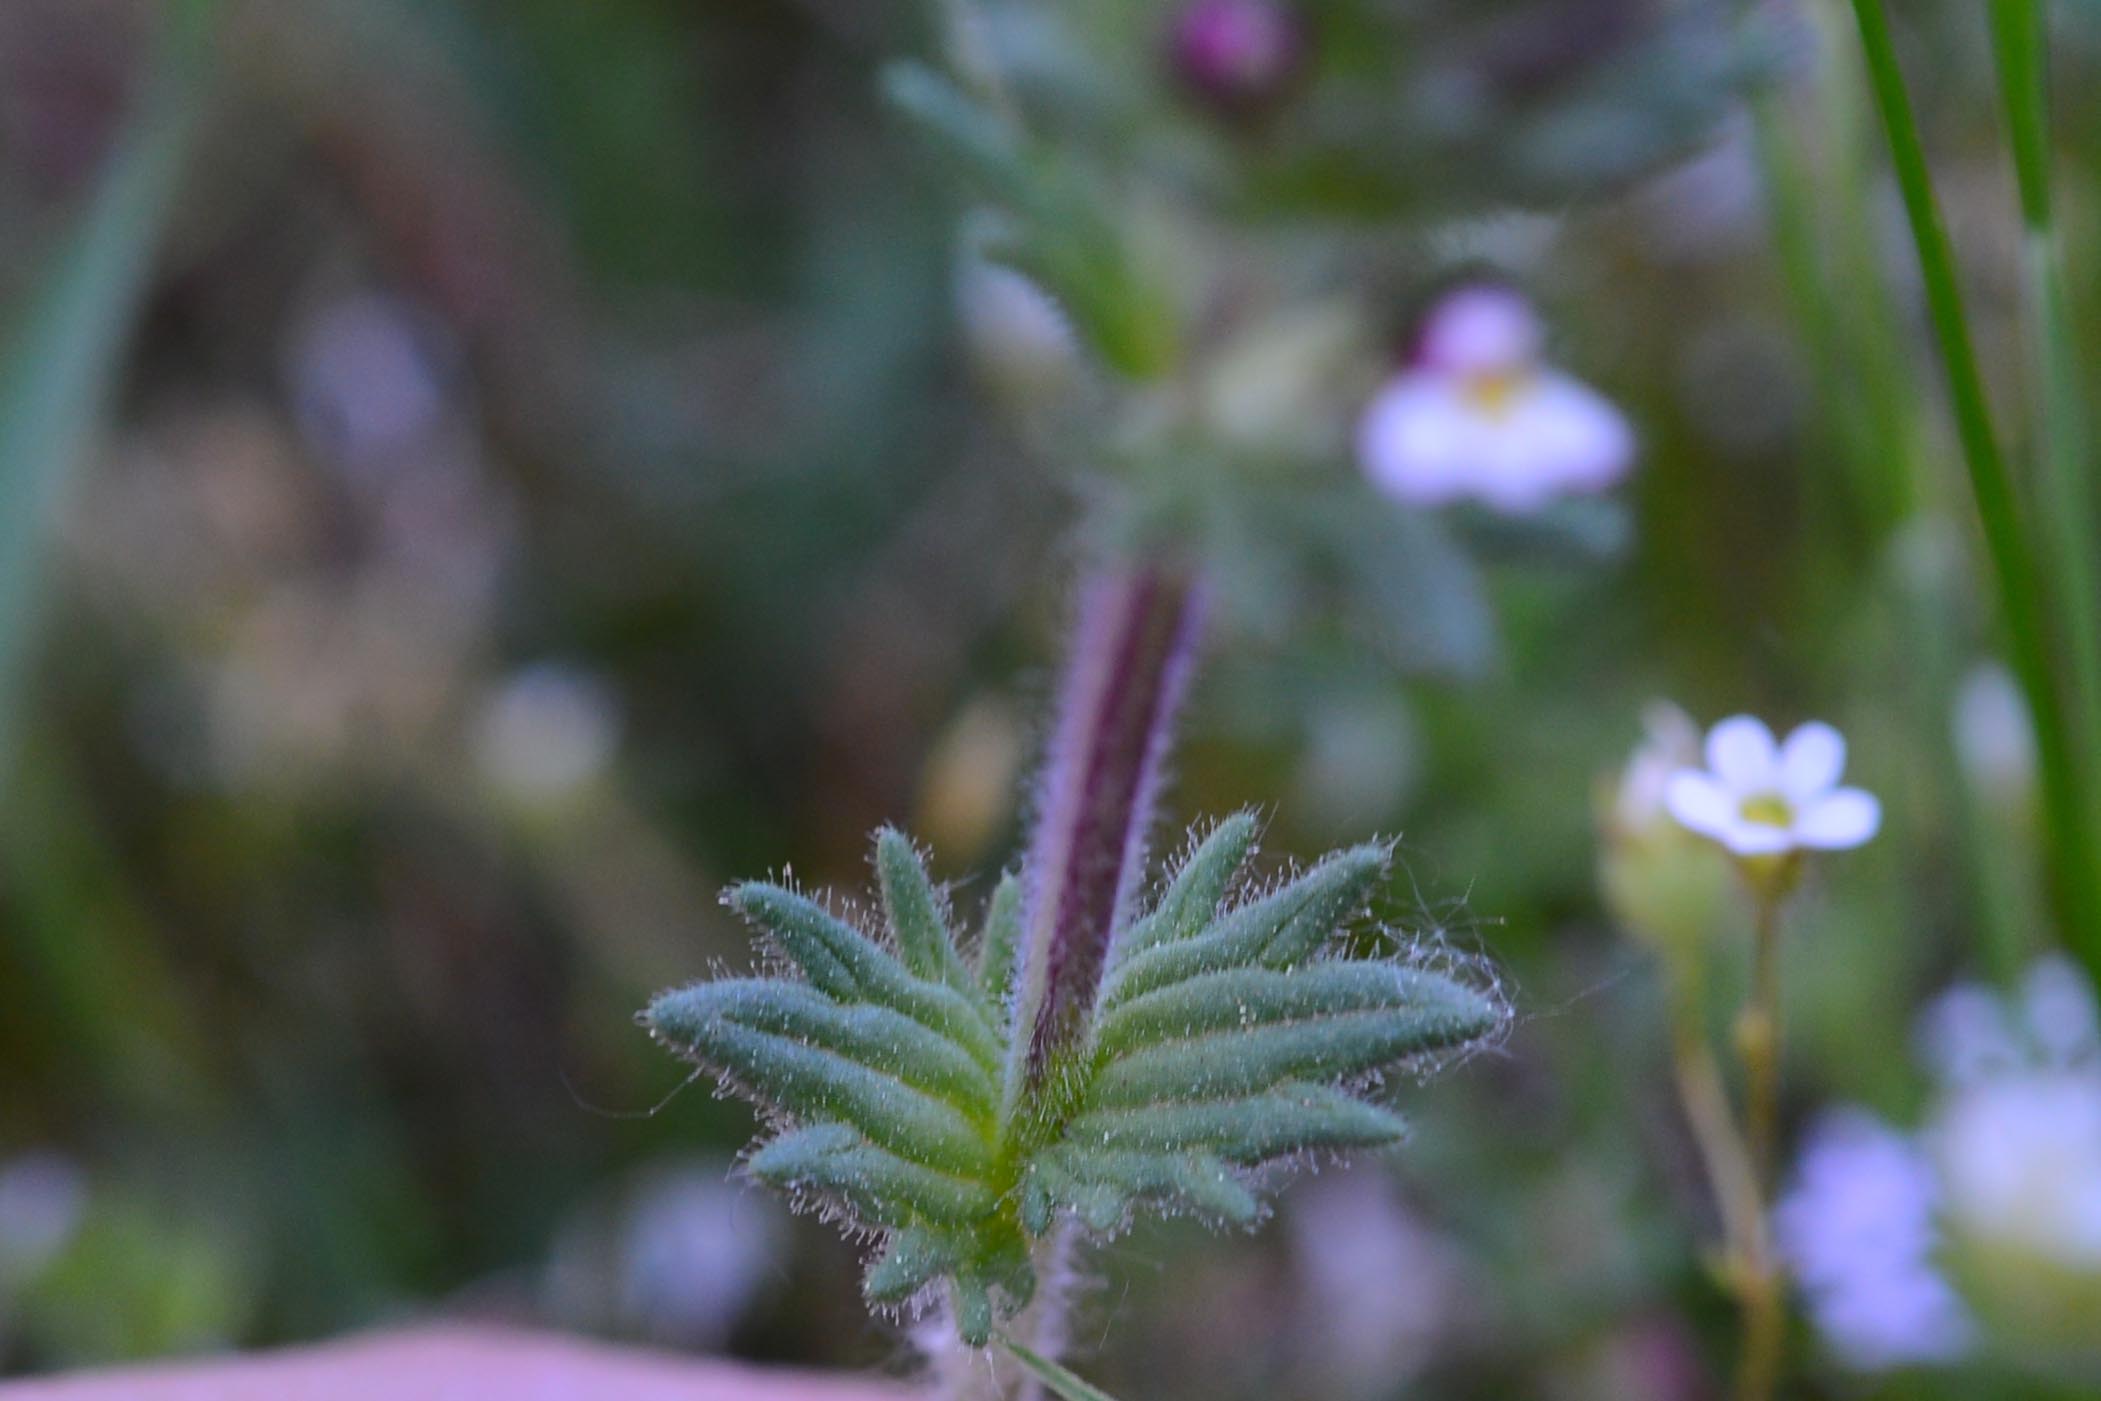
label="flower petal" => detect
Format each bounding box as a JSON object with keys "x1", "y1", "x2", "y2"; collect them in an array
[
  {"x1": 1516, "y1": 371, "x2": 1636, "y2": 494},
  {"x1": 1778, "y1": 721, "x2": 1847, "y2": 802},
  {"x1": 1418, "y1": 286, "x2": 1540, "y2": 376},
  {"x1": 1357, "y1": 374, "x2": 1477, "y2": 506},
  {"x1": 1705, "y1": 715, "x2": 1778, "y2": 794},
  {"x1": 1665, "y1": 771, "x2": 1738, "y2": 840},
  {"x1": 1794, "y1": 788, "x2": 1881, "y2": 849},
  {"x1": 1719, "y1": 820, "x2": 1796, "y2": 857}
]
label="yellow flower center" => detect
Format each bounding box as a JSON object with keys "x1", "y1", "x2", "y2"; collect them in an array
[
  {"x1": 1738, "y1": 793, "x2": 1793, "y2": 829},
  {"x1": 1461, "y1": 369, "x2": 1530, "y2": 417}
]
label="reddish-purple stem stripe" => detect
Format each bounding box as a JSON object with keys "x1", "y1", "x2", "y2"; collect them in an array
[{"x1": 1015, "y1": 565, "x2": 1204, "y2": 1076}]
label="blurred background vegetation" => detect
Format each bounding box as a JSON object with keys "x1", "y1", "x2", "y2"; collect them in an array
[{"x1": 2, "y1": 0, "x2": 2099, "y2": 1396}]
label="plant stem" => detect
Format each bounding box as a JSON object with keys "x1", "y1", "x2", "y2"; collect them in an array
[
  {"x1": 964, "y1": 563, "x2": 1202, "y2": 1400},
  {"x1": 1007, "y1": 564, "x2": 1204, "y2": 1097},
  {"x1": 1847, "y1": 0, "x2": 2101, "y2": 979},
  {"x1": 1667, "y1": 995, "x2": 1763, "y2": 1278},
  {"x1": 1729, "y1": 889, "x2": 1788, "y2": 1401}
]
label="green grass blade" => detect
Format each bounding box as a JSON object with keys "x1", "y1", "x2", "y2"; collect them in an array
[
  {"x1": 0, "y1": 4, "x2": 212, "y2": 771},
  {"x1": 1848, "y1": 0, "x2": 2101, "y2": 976},
  {"x1": 1988, "y1": 0, "x2": 2101, "y2": 892},
  {"x1": 998, "y1": 1335, "x2": 1130, "y2": 1401}
]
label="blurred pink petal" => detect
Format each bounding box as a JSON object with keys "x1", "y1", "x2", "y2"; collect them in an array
[{"x1": 0, "y1": 1328, "x2": 912, "y2": 1401}]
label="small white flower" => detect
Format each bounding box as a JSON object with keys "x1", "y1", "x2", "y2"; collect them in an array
[
  {"x1": 1664, "y1": 715, "x2": 1881, "y2": 857},
  {"x1": 1357, "y1": 285, "x2": 1635, "y2": 514}
]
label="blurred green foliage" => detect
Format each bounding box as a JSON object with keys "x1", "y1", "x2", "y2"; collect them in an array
[{"x1": 0, "y1": 0, "x2": 2096, "y2": 1396}]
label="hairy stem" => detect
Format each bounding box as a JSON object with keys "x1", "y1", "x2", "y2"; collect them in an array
[
  {"x1": 1006, "y1": 564, "x2": 1206, "y2": 1096},
  {"x1": 949, "y1": 564, "x2": 1202, "y2": 1400}
]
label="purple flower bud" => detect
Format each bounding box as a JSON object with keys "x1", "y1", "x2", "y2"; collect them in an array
[{"x1": 1167, "y1": 0, "x2": 1310, "y2": 121}]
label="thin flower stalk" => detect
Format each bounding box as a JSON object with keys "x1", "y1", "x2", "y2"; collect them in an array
[{"x1": 1661, "y1": 715, "x2": 1882, "y2": 1401}]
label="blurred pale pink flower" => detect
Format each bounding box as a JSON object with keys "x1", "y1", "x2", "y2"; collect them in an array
[
  {"x1": 1357, "y1": 285, "x2": 1634, "y2": 514},
  {"x1": 1664, "y1": 716, "x2": 1880, "y2": 857},
  {"x1": 1611, "y1": 700, "x2": 1703, "y2": 835}
]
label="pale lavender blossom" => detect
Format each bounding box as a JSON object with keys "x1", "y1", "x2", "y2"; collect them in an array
[
  {"x1": 1357, "y1": 285, "x2": 1634, "y2": 515},
  {"x1": 1774, "y1": 1109, "x2": 1975, "y2": 1371},
  {"x1": 1664, "y1": 716, "x2": 1881, "y2": 857},
  {"x1": 0, "y1": 1151, "x2": 85, "y2": 1289},
  {"x1": 1925, "y1": 958, "x2": 2101, "y2": 1273}
]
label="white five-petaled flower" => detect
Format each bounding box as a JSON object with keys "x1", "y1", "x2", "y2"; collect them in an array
[
  {"x1": 1664, "y1": 715, "x2": 1881, "y2": 857},
  {"x1": 1356, "y1": 284, "x2": 1635, "y2": 515}
]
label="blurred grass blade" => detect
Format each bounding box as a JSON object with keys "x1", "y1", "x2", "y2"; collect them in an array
[
  {"x1": 998, "y1": 1335, "x2": 1128, "y2": 1401},
  {"x1": 0, "y1": 4, "x2": 213, "y2": 768},
  {"x1": 1848, "y1": 0, "x2": 2101, "y2": 978},
  {"x1": 1988, "y1": 0, "x2": 2101, "y2": 873}
]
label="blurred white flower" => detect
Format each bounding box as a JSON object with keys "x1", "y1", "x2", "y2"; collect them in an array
[
  {"x1": 1664, "y1": 716, "x2": 1880, "y2": 857},
  {"x1": 1774, "y1": 1109, "x2": 1975, "y2": 1371},
  {"x1": 1612, "y1": 700, "x2": 1703, "y2": 834},
  {"x1": 1926, "y1": 958, "x2": 2101, "y2": 1274},
  {"x1": 1287, "y1": 1168, "x2": 1464, "y2": 1396},
  {"x1": 1951, "y1": 662, "x2": 2036, "y2": 806},
  {"x1": 471, "y1": 664, "x2": 623, "y2": 805},
  {"x1": 544, "y1": 1160, "x2": 784, "y2": 1349},
  {"x1": 1357, "y1": 285, "x2": 1634, "y2": 514}
]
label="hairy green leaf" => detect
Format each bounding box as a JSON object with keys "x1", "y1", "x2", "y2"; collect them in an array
[
  {"x1": 875, "y1": 827, "x2": 975, "y2": 994},
  {"x1": 1065, "y1": 1082, "x2": 1407, "y2": 1164},
  {"x1": 1086, "y1": 982, "x2": 1496, "y2": 1110},
  {"x1": 864, "y1": 1226, "x2": 965, "y2": 1304},
  {"x1": 645, "y1": 996, "x2": 993, "y2": 1171},
  {"x1": 1036, "y1": 1146, "x2": 1260, "y2": 1226},
  {"x1": 1093, "y1": 961, "x2": 1471, "y2": 1062},
  {"x1": 977, "y1": 870, "x2": 1023, "y2": 1008},
  {"x1": 748, "y1": 1124, "x2": 996, "y2": 1228},
  {"x1": 725, "y1": 883, "x2": 1002, "y2": 1066},
  {"x1": 649, "y1": 978, "x2": 995, "y2": 1110},
  {"x1": 1110, "y1": 811, "x2": 1257, "y2": 966},
  {"x1": 1099, "y1": 843, "x2": 1389, "y2": 1008},
  {"x1": 648, "y1": 817, "x2": 1503, "y2": 1351}
]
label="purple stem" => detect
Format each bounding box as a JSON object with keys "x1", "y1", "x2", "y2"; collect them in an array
[{"x1": 1009, "y1": 564, "x2": 1206, "y2": 1083}]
